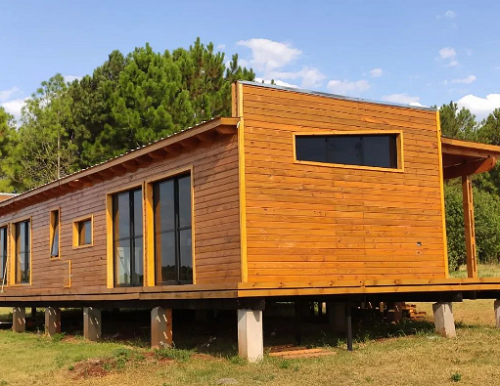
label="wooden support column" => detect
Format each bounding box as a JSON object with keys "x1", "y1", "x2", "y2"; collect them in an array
[
  {"x1": 432, "y1": 302, "x2": 456, "y2": 338},
  {"x1": 494, "y1": 300, "x2": 500, "y2": 328},
  {"x1": 12, "y1": 307, "x2": 26, "y2": 333},
  {"x1": 151, "y1": 307, "x2": 172, "y2": 349},
  {"x1": 462, "y1": 175, "x2": 478, "y2": 278},
  {"x1": 83, "y1": 307, "x2": 101, "y2": 341},
  {"x1": 45, "y1": 307, "x2": 61, "y2": 336},
  {"x1": 237, "y1": 309, "x2": 263, "y2": 362},
  {"x1": 327, "y1": 302, "x2": 346, "y2": 334}
]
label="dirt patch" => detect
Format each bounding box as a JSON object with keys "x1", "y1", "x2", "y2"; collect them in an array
[{"x1": 70, "y1": 359, "x2": 110, "y2": 379}]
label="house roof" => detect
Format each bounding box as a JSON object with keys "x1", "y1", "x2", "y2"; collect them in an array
[
  {"x1": 0, "y1": 117, "x2": 239, "y2": 214},
  {"x1": 238, "y1": 81, "x2": 437, "y2": 112}
]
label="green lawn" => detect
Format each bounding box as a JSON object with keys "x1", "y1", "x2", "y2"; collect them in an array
[{"x1": 0, "y1": 300, "x2": 500, "y2": 385}]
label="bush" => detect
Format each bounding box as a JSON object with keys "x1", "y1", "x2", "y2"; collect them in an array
[{"x1": 445, "y1": 184, "x2": 500, "y2": 271}]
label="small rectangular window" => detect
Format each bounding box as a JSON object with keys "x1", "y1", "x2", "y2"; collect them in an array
[
  {"x1": 73, "y1": 217, "x2": 93, "y2": 247},
  {"x1": 0, "y1": 226, "x2": 7, "y2": 284},
  {"x1": 50, "y1": 209, "x2": 60, "y2": 258},
  {"x1": 14, "y1": 220, "x2": 30, "y2": 284},
  {"x1": 295, "y1": 133, "x2": 400, "y2": 169}
]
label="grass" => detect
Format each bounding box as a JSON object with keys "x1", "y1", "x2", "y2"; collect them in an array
[
  {"x1": 450, "y1": 263, "x2": 500, "y2": 278},
  {"x1": 0, "y1": 301, "x2": 500, "y2": 385}
]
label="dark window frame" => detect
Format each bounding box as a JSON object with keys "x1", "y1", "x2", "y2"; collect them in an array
[
  {"x1": 14, "y1": 220, "x2": 30, "y2": 284},
  {"x1": 112, "y1": 187, "x2": 143, "y2": 287},
  {"x1": 153, "y1": 172, "x2": 193, "y2": 286},
  {"x1": 294, "y1": 132, "x2": 402, "y2": 171}
]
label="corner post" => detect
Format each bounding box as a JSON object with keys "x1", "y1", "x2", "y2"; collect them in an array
[
  {"x1": 45, "y1": 307, "x2": 61, "y2": 336},
  {"x1": 83, "y1": 307, "x2": 101, "y2": 341},
  {"x1": 462, "y1": 175, "x2": 478, "y2": 278},
  {"x1": 12, "y1": 307, "x2": 26, "y2": 333}
]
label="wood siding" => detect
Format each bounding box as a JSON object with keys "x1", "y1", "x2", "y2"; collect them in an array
[
  {"x1": 239, "y1": 83, "x2": 446, "y2": 283},
  {"x1": 0, "y1": 134, "x2": 241, "y2": 295}
]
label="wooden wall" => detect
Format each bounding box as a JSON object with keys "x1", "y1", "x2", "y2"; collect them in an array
[
  {"x1": 239, "y1": 83, "x2": 446, "y2": 283},
  {"x1": 0, "y1": 134, "x2": 241, "y2": 294}
]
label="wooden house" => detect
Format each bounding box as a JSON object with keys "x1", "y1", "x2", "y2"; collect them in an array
[{"x1": 1, "y1": 81, "x2": 500, "y2": 361}]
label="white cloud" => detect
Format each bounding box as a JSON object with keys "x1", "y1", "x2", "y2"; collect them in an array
[
  {"x1": 438, "y1": 47, "x2": 459, "y2": 67},
  {"x1": 439, "y1": 47, "x2": 456, "y2": 60},
  {"x1": 0, "y1": 87, "x2": 20, "y2": 103},
  {"x1": 236, "y1": 38, "x2": 302, "y2": 74},
  {"x1": 369, "y1": 68, "x2": 383, "y2": 78},
  {"x1": 216, "y1": 43, "x2": 226, "y2": 50},
  {"x1": 327, "y1": 79, "x2": 370, "y2": 96},
  {"x1": 255, "y1": 77, "x2": 299, "y2": 88},
  {"x1": 382, "y1": 93, "x2": 424, "y2": 107},
  {"x1": 452, "y1": 75, "x2": 476, "y2": 84},
  {"x1": 445, "y1": 10, "x2": 456, "y2": 19},
  {"x1": 63, "y1": 75, "x2": 82, "y2": 83},
  {"x1": 1, "y1": 98, "x2": 27, "y2": 120},
  {"x1": 270, "y1": 66, "x2": 325, "y2": 88},
  {"x1": 457, "y1": 94, "x2": 500, "y2": 120}
]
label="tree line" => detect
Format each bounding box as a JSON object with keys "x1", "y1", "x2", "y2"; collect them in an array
[
  {"x1": 1, "y1": 39, "x2": 500, "y2": 270},
  {"x1": 0, "y1": 38, "x2": 254, "y2": 191}
]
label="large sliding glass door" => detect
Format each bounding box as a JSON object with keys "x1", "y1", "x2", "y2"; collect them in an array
[
  {"x1": 153, "y1": 173, "x2": 193, "y2": 285},
  {"x1": 112, "y1": 188, "x2": 143, "y2": 287}
]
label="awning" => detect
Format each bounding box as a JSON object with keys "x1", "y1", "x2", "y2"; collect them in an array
[{"x1": 441, "y1": 137, "x2": 500, "y2": 180}]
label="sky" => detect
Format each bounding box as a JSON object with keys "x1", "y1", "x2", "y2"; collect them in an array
[{"x1": 1, "y1": 0, "x2": 499, "y2": 122}]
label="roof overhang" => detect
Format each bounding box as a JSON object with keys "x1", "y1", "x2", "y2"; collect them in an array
[
  {"x1": 441, "y1": 137, "x2": 500, "y2": 180},
  {"x1": 0, "y1": 117, "x2": 239, "y2": 214}
]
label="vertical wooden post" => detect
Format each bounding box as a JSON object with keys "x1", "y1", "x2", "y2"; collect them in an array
[
  {"x1": 12, "y1": 307, "x2": 26, "y2": 333},
  {"x1": 151, "y1": 307, "x2": 172, "y2": 348},
  {"x1": 462, "y1": 175, "x2": 478, "y2": 278},
  {"x1": 45, "y1": 307, "x2": 61, "y2": 336}
]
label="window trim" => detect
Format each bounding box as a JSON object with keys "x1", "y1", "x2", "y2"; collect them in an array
[
  {"x1": 0, "y1": 223, "x2": 9, "y2": 288},
  {"x1": 9, "y1": 216, "x2": 32, "y2": 286},
  {"x1": 292, "y1": 130, "x2": 404, "y2": 173},
  {"x1": 144, "y1": 166, "x2": 195, "y2": 287},
  {"x1": 72, "y1": 215, "x2": 94, "y2": 249},
  {"x1": 49, "y1": 207, "x2": 61, "y2": 259},
  {"x1": 106, "y1": 183, "x2": 145, "y2": 289}
]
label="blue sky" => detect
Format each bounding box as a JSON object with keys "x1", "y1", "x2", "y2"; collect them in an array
[{"x1": 1, "y1": 1, "x2": 499, "y2": 121}]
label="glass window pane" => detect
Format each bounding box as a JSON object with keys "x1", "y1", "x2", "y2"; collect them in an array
[
  {"x1": 133, "y1": 236, "x2": 143, "y2": 285},
  {"x1": 114, "y1": 240, "x2": 131, "y2": 286},
  {"x1": 363, "y1": 135, "x2": 397, "y2": 168},
  {"x1": 296, "y1": 134, "x2": 398, "y2": 169},
  {"x1": 156, "y1": 231, "x2": 176, "y2": 284},
  {"x1": 178, "y1": 175, "x2": 192, "y2": 229},
  {"x1": 0, "y1": 228, "x2": 6, "y2": 280},
  {"x1": 155, "y1": 180, "x2": 175, "y2": 232},
  {"x1": 295, "y1": 136, "x2": 327, "y2": 163},
  {"x1": 51, "y1": 212, "x2": 59, "y2": 257},
  {"x1": 16, "y1": 221, "x2": 30, "y2": 284},
  {"x1": 327, "y1": 135, "x2": 362, "y2": 166},
  {"x1": 179, "y1": 229, "x2": 193, "y2": 283},
  {"x1": 84, "y1": 220, "x2": 91, "y2": 244},
  {"x1": 133, "y1": 189, "x2": 143, "y2": 237}
]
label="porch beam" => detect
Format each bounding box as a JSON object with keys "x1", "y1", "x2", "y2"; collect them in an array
[
  {"x1": 443, "y1": 156, "x2": 497, "y2": 180},
  {"x1": 462, "y1": 175, "x2": 478, "y2": 278}
]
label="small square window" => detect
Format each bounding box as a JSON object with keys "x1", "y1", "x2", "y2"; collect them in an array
[{"x1": 73, "y1": 217, "x2": 93, "y2": 247}]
